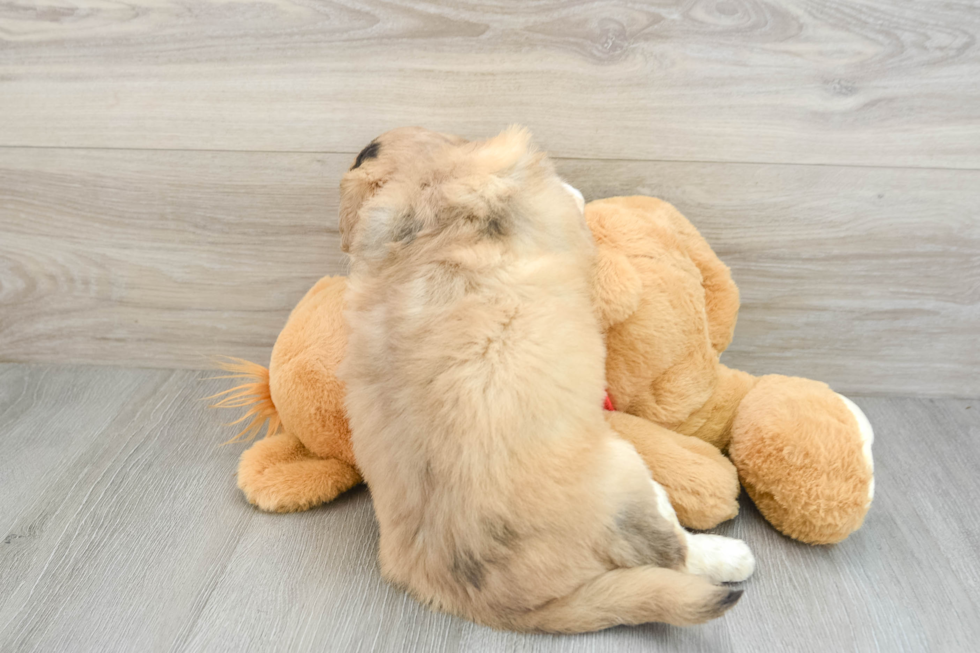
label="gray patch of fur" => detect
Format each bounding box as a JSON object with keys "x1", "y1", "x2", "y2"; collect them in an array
[
  {"x1": 483, "y1": 216, "x2": 506, "y2": 238},
  {"x1": 392, "y1": 213, "x2": 422, "y2": 244},
  {"x1": 451, "y1": 549, "x2": 486, "y2": 590},
  {"x1": 614, "y1": 502, "x2": 685, "y2": 568},
  {"x1": 486, "y1": 518, "x2": 519, "y2": 548}
]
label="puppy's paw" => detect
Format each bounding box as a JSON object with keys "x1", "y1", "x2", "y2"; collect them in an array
[{"x1": 684, "y1": 534, "x2": 756, "y2": 583}]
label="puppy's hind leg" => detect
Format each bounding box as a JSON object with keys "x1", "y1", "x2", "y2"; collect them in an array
[{"x1": 650, "y1": 481, "x2": 756, "y2": 583}]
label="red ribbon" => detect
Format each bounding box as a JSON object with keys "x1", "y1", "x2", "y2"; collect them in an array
[{"x1": 603, "y1": 391, "x2": 616, "y2": 412}]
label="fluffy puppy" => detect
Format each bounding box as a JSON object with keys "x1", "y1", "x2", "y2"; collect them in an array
[{"x1": 338, "y1": 126, "x2": 755, "y2": 633}]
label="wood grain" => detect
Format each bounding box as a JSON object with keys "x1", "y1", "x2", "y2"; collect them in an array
[
  {"x1": 1, "y1": 363, "x2": 978, "y2": 651},
  {"x1": 0, "y1": 147, "x2": 348, "y2": 370},
  {"x1": 1, "y1": 0, "x2": 979, "y2": 168},
  {"x1": 0, "y1": 365, "x2": 152, "y2": 540},
  {"x1": 0, "y1": 365, "x2": 253, "y2": 652},
  {"x1": 2, "y1": 148, "x2": 977, "y2": 395}
]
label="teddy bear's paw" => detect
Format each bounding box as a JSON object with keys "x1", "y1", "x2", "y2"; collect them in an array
[
  {"x1": 836, "y1": 393, "x2": 875, "y2": 503},
  {"x1": 684, "y1": 533, "x2": 756, "y2": 583},
  {"x1": 729, "y1": 376, "x2": 875, "y2": 544},
  {"x1": 607, "y1": 411, "x2": 740, "y2": 530},
  {"x1": 665, "y1": 452, "x2": 741, "y2": 531},
  {"x1": 239, "y1": 457, "x2": 361, "y2": 513},
  {"x1": 240, "y1": 478, "x2": 320, "y2": 514},
  {"x1": 237, "y1": 433, "x2": 361, "y2": 512}
]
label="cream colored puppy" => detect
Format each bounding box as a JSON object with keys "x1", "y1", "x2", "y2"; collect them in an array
[{"x1": 338, "y1": 126, "x2": 754, "y2": 633}]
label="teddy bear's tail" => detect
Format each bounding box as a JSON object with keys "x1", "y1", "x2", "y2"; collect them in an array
[{"x1": 205, "y1": 357, "x2": 282, "y2": 444}]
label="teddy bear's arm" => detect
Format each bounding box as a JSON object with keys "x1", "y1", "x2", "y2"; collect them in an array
[
  {"x1": 591, "y1": 245, "x2": 643, "y2": 330},
  {"x1": 605, "y1": 411, "x2": 740, "y2": 530}
]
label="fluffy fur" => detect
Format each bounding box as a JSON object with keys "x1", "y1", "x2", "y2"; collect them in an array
[{"x1": 336, "y1": 126, "x2": 753, "y2": 632}]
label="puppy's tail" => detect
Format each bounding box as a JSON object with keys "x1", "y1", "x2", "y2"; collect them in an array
[
  {"x1": 204, "y1": 357, "x2": 281, "y2": 444},
  {"x1": 512, "y1": 567, "x2": 742, "y2": 633}
]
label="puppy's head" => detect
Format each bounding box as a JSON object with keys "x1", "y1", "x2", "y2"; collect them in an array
[
  {"x1": 338, "y1": 126, "x2": 588, "y2": 260},
  {"x1": 339, "y1": 127, "x2": 466, "y2": 254}
]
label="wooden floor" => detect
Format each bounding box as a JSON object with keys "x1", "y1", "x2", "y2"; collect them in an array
[{"x1": 0, "y1": 363, "x2": 977, "y2": 652}]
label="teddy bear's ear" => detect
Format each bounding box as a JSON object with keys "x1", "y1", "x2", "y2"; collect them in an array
[{"x1": 592, "y1": 245, "x2": 643, "y2": 329}]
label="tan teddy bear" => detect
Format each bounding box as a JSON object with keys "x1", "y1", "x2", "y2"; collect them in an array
[{"x1": 214, "y1": 196, "x2": 873, "y2": 545}]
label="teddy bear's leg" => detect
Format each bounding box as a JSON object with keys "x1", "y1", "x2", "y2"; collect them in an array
[
  {"x1": 673, "y1": 365, "x2": 759, "y2": 451},
  {"x1": 237, "y1": 431, "x2": 362, "y2": 513},
  {"x1": 728, "y1": 375, "x2": 875, "y2": 544},
  {"x1": 606, "y1": 411, "x2": 741, "y2": 530}
]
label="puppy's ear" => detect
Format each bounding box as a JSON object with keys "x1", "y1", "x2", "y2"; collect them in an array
[
  {"x1": 341, "y1": 183, "x2": 421, "y2": 255},
  {"x1": 469, "y1": 125, "x2": 534, "y2": 178},
  {"x1": 339, "y1": 175, "x2": 369, "y2": 253},
  {"x1": 339, "y1": 141, "x2": 389, "y2": 253},
  {"x1": 441, "y1": 126, "x2": 544, "y2": 236}
]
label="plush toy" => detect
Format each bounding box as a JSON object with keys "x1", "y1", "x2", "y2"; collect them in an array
[{"x1": 213, "y1": 196, "x2": 874, "y2": 545}]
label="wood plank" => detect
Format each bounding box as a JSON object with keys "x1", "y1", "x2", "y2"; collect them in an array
[
  {"x1": 0, "y1": 364, "x2": 153, "y2": 544},
  {"x1": 1, "y1": 0, "x2": 979, "y2": 168},
  {"x1": 2, "y1": 147, "x2": 977, "y2": 395},
  {"x1": 0, "y1": 366, "x2": 254, "y2": 651},
  {"x1": 0, "y1": 147, "x2": 347, "y2": 370},
  {"x1": 2, "y1": 364, "x2": 978, "y2": 650}
]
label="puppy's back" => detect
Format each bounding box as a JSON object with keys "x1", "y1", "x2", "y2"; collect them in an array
[{"x1": 338, "y1": 126, "x2": 747, "y2": 632}]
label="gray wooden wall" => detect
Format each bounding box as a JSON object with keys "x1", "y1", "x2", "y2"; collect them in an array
[{"x1": 1, "y1": 0, "x2": 978, "y2": 396}]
